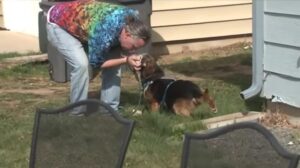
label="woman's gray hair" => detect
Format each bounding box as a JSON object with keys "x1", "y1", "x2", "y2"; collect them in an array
[{"x1": 124, "y1": 15, "x2": 151, "y2": 43}]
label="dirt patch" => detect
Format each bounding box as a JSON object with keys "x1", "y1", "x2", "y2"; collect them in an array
[
  {"x1": 157, "y1": 43, "x2": 251, "y2": 64},
  {"x1": 0, "y1": 88, "x2": 62, "y2": 96},
  {"x1": 0, "y1": 54, "x2": 47, "y2": 70},
  {"x1": 1, "y1": 100, "x2": 22, "y2": 109},
  {"x1": 259, "y1": 112, "x2": 297, "y2": 129},
  {"x1": 155, "y1": 43, "x2": 252, "y2": 82}
]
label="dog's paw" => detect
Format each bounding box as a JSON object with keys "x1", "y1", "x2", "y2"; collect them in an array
[{"x1": 211, "y1": 107, "x2": 218, "y2": 113}]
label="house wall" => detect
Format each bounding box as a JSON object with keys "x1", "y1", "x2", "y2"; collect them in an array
[
  {"x1": 1, "y1": 0, "x2": 253, "y2": 54},
  {"x1": 151, "y1": 0, "x2": 252, "y2": 42},
  {"x1": 260, "y1": 0, "x2": 300, "y2": 108},
  {"x1": 151, "y1": 0, "x2": 252, "y2": 54},
  {"x1": 0, "y1": 0, "x2": 3, "y2": 28},
  {"x1": 2, "y1": 0, "x2": 40, "y2": 36}
]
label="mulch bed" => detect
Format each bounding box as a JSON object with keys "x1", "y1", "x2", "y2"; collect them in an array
[{"x1": 259, "y1": 112, "x2": 300, "y2": 167}]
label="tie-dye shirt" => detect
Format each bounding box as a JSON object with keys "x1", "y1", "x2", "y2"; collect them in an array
[{"x1": 49, "y1": 0, "x2": 138, "y2": 68}]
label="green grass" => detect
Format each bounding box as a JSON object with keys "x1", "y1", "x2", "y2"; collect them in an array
[
  {"x1": 0, "y1": 43, "x2": 264, "y2": 168},
  {"x1": 0, "y1": 52, "x2": 24, "y2": 60},
  {"x1": 0, "y1": 61, "x2": 49, "y2": 79},
  {"x1": 0, "y1": 92, "x2": 67, "y2": 168},
  {"x1": 0, "y1": 52, "x2": 41, "y2": 61}
]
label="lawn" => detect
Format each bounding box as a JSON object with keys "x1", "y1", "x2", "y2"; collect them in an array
[{"x1": 0, "y1": 43, "x2": 263, "y2": 168}]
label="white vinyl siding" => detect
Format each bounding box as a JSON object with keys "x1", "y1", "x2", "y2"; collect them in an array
[
  {"x1": 151, "y1": 0, "x2": 252, "y2": 43},
  {"x1": 0, "y1": 0, "x2": 3, "y2": 28}
]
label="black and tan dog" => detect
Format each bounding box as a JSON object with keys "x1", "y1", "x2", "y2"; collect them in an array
[{"x1": 136, "y1": 54, "x2": 217, "y2": 116}]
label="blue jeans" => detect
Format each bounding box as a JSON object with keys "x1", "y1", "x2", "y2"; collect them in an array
[{"x1": 46, "y1": 23, "x2": 121, "y2": 111}]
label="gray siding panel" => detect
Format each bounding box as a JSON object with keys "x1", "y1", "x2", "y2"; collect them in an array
[
  {"x1": 265, "y1": 0, "x2": 300, "y2": 16},
  {"x1": 262, "y1": 73, "x2": 300, "y2": 108},
  {"x1": 254, "y1": 0, "x2": 300, "y2": 107},
  {"x1": 264, "y1": 14, "x2": 300, "y2": 48},
  {"x1": 264, "y1": 43, "x2": 300, "y2": 78}
]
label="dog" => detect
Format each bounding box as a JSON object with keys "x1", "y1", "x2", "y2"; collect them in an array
[{"x1": 136, "y1": 54, "x2": 217, "y2": 116}]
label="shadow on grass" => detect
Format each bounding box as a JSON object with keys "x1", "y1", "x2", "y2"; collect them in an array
[
  {"x1": 0, "y1": 61, "x2": 49, "y2": 78},
  {"x1": 164, "y1": 52, "x2": 264, "y2": 112},
  {"x1": 88, "y1": 90, "x2": 141, "y2": 107}
]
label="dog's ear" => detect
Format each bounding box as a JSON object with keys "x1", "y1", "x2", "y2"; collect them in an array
[
  {"x1": 204, "y1": 88, "x2": 209, "y2": 94},
  {"x1": 203, "y1": 88, "x2": 217, "y2": 113}
]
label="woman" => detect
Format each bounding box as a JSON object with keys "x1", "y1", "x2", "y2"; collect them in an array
[{"x1": 46, "y1": 0, "x2": 151, "y2": 114}]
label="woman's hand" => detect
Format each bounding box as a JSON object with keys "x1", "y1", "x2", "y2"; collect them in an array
[{"x1": 126, "y1": 54, "x2": 142, "y2": 71}]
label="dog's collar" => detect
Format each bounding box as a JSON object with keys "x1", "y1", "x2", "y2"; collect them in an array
[{"x1": 142, "y1": 80, "x2": 154, "y2": 93}]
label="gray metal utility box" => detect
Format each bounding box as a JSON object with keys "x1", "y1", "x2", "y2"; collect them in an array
[{"x1": 39, "y1": 0, "x2": 152, "y2": 83}]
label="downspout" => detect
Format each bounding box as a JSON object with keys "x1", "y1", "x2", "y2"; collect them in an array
[{"x1": 240, "y1": 0, "x2": 264, "y2": 99}]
